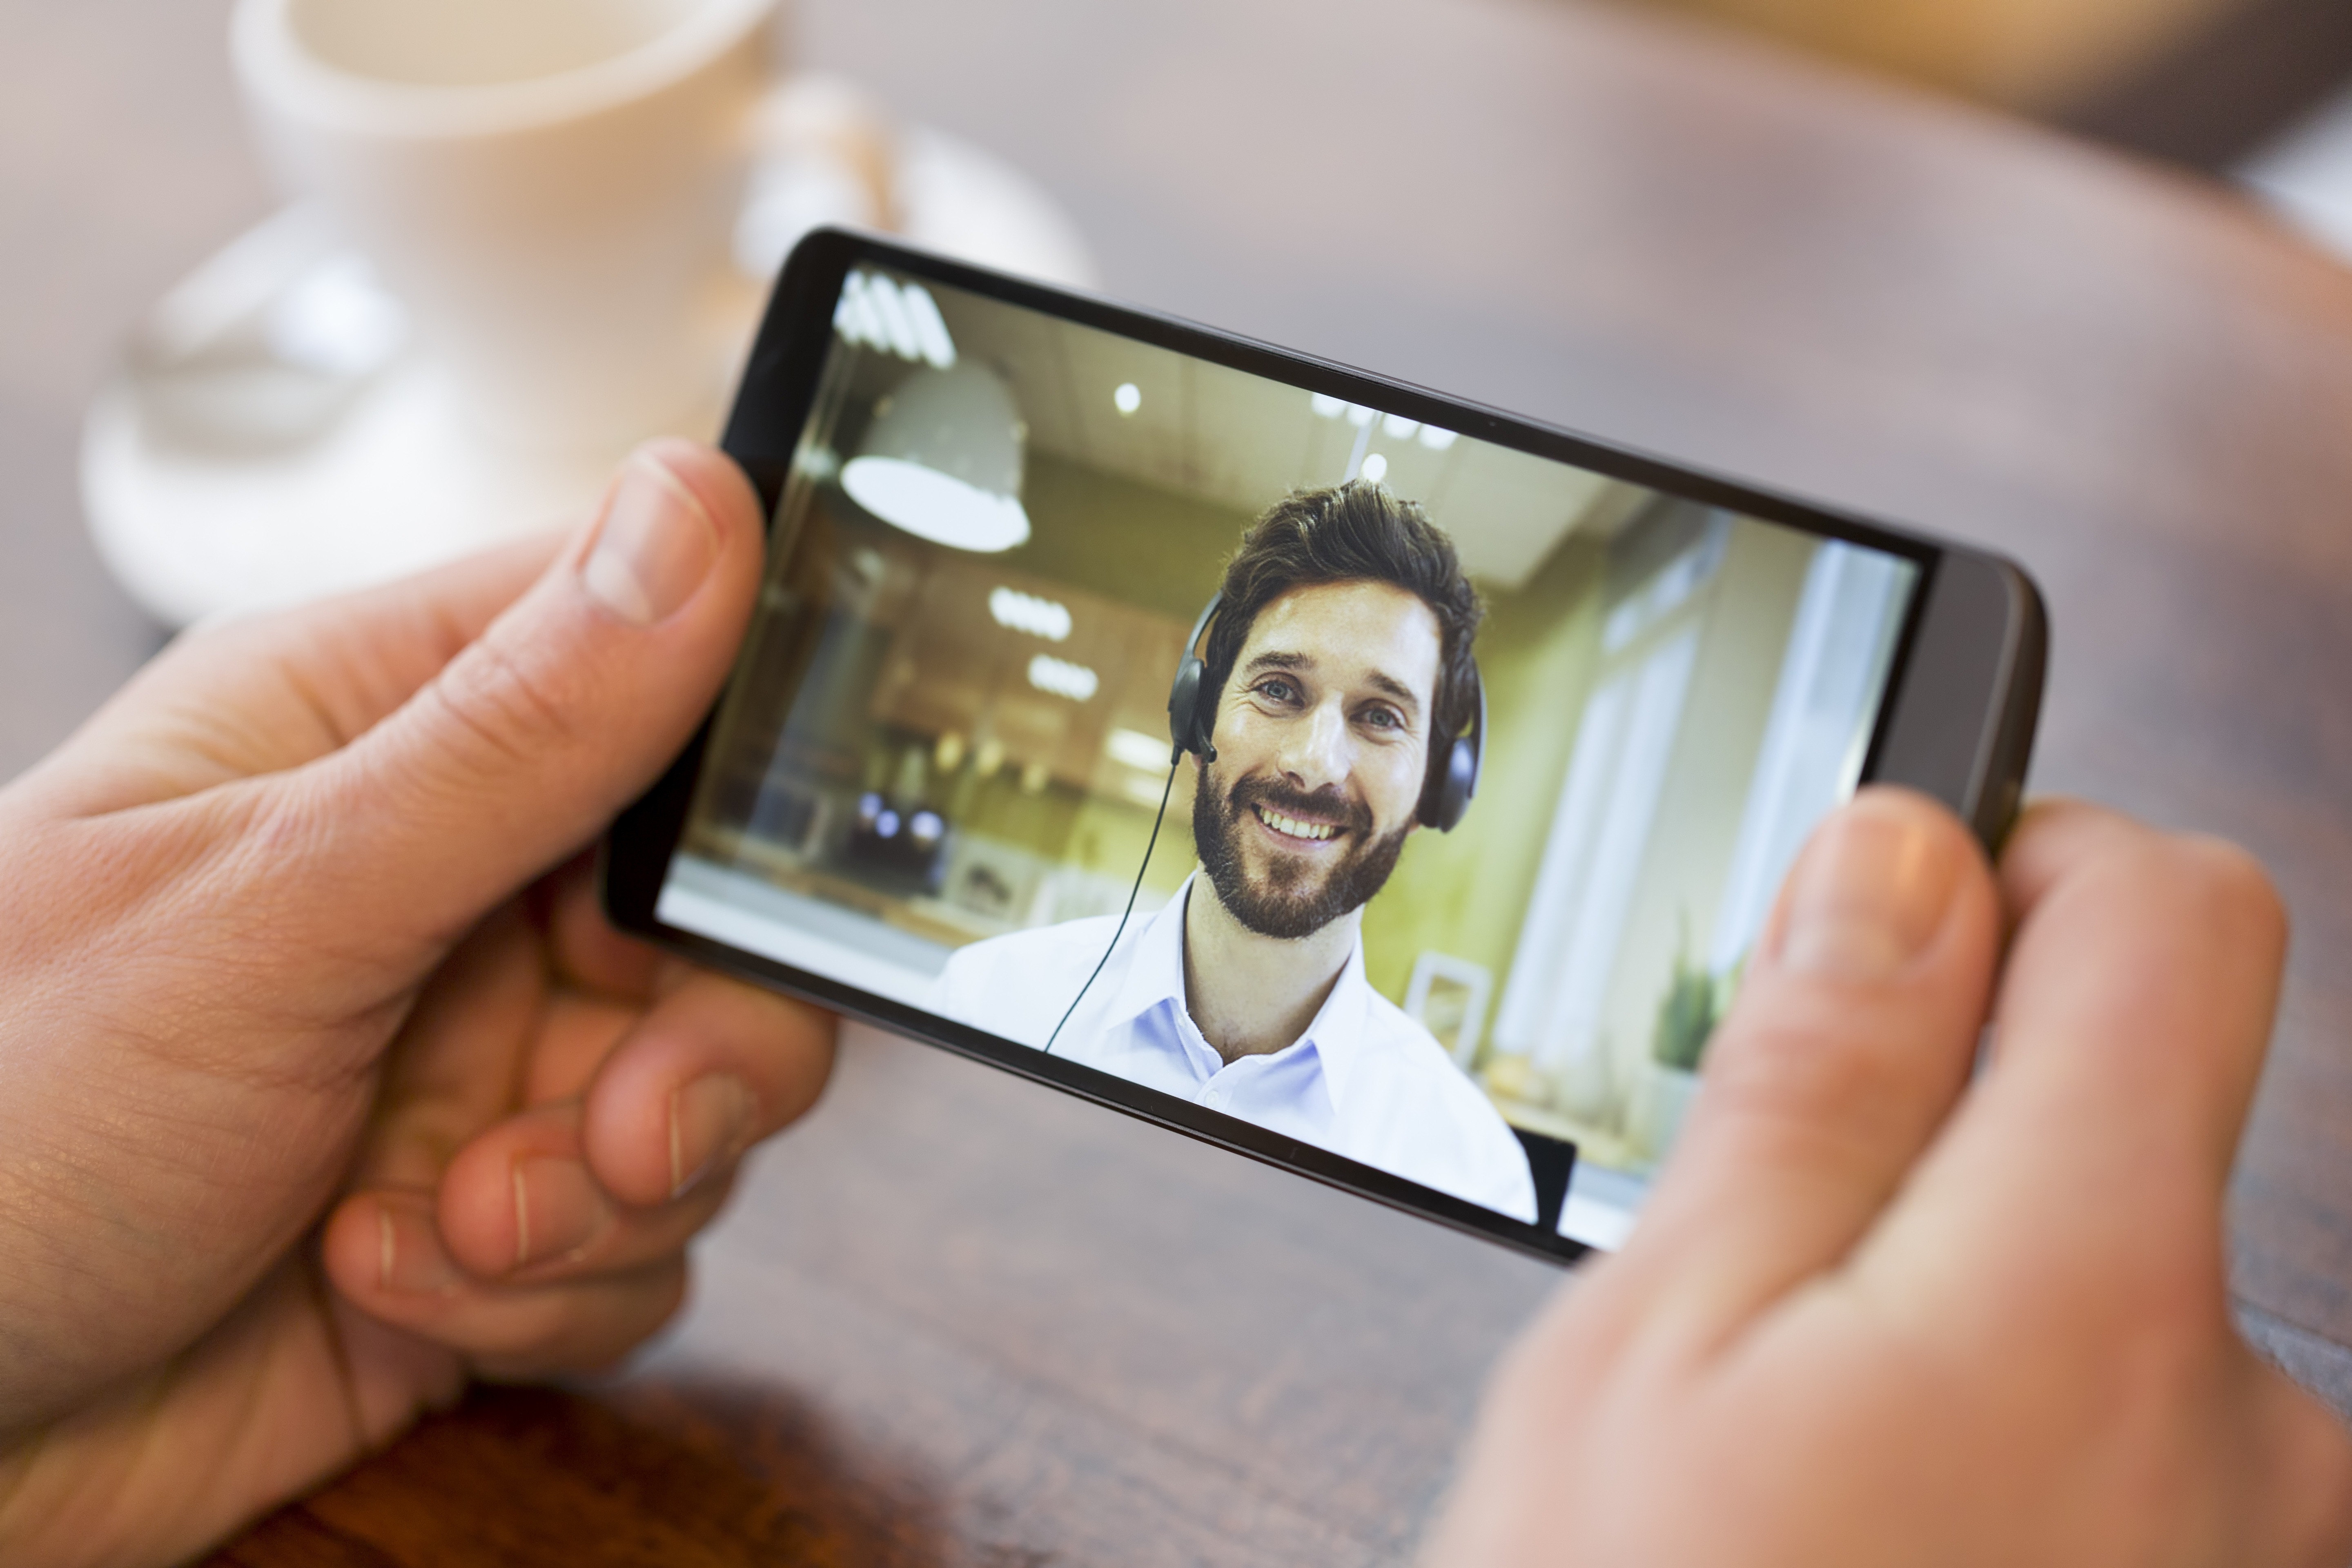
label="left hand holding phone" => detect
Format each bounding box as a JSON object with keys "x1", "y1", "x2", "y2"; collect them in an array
[{"x1": 0, "y1": 439, "x2": 836, "y2": 1568}]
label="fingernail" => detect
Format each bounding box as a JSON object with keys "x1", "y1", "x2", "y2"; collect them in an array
[
  {"x1": 1777, "y1": 802, "x2": 1964, "y2": 982},
  {"x1": 511, "y1": 1157, "x2": 612, "y2": 1269},
  {"x1": 580, "y1": 452, "x2": 719, "y2": 626},
  {"x1": 669, "y1": 1074, "x2": 757, "y2": 1199},
  {"x1": 377, "y1": 1195, "x2": 463, "y2": 1295}
]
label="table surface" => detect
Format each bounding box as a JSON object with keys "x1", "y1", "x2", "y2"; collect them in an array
[{"x1": 11, "y1": 0, "x2": 2352, "y2": 1562}]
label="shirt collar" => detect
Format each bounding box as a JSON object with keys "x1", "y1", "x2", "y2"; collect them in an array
[
  {"x1": 1097, "y1": 873, "x2": 1196, "y2": 1033},
  {"x1": 1097, "y1": 871, "x2": 1376, "y2": 1110}
]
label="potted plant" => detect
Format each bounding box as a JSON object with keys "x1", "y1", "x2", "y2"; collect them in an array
[{"x1": 1626, "y1": 920, "x2": 1735, "y2": 1162}]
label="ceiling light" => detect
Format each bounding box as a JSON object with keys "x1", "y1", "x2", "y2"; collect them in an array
[
  {"x1": 990, "y1": 586, "x2": 1072, "y2": 641},
  {"x1": 840, "y1": 361, "x2": 1031, "y2": 553},
  {"x1": 1345, "y1": 403, "x2": 1376, "y2": 427},
  {"x1": 1383, "y1": 414, "x2": 1420, "y2": 439},
  {"x1": 1417, "y1": 425, "x2": 1458, "y2": 450},
  {"x1": 1360, "y1": 452, "x2": 1389, "y2": 483},
  {"x1": 833, "y1": 276, "x2": 886, "y2": 353},
  {"x1": 1114, "y1": 382, "x2": 1142, "y2": 415},
  {"x1": 901, "y1": 285, "x2": 957, "y2": 368},
  {"x1": 1106, "y1": 727, "x2": 1171, "y2": 770},
  {"x1": 832, "y1": 272, "x2": 957, "y2": 368},
  {"x1": 1028, "y1": 654, "x2": 1099, "y2": 702},
  {"x1": 862, "y1": 275, "x2": 922, "y2": 360},
  {"x1": 1310, "y1": 392, "x2": 1347, "y2": 419}
]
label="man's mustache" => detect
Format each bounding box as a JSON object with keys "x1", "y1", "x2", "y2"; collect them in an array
[{"x1": 1223, "y1": 775, "x2": 1374, "y2": 838}]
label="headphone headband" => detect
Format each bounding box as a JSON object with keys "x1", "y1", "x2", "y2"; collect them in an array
[{"x1": 1181, "y1": 592, "x2": 1225, "y2": 652}]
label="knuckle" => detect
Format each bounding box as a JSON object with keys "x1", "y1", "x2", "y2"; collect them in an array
[{"x1": 424, "y1": 632, "x2": 584, "y2": 772}]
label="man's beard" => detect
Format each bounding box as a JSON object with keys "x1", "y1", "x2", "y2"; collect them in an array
[{"x1": 1192, "y1": 766, "x2": 1411, "y2": 941}]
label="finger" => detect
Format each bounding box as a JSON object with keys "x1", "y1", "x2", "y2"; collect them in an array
[
  {"x1": 1801, "y1": 801, "x2": 2295, "y2": 1440},
  {"x1": 541, "y1": 852, "x2": 666, "y2": 1005},
  {"x1": 1853, "y1": 801, "x2": 2289, "y2": 1308},
  {"x1": 1613, "y1": 787, "x2": 2000, "y2": 1346},
  {"x1": 271, "y1": 438, "x2": 766, "y2": 958},
  {"x1": 411, "y1": 973, "x2": 831, "y2": 1282},
  {"x1": 579, "y1": 969, "x2": 838, "y2": 1208},
  {"x1": 319, "y1": 1188, "x2": 687, "y2": 1375},
  {"x1": 424, "y1": 1102, "x2": 733, "y2": 1281},
  {"x1": 2235, "y1": 1357, "x2": 2352, "y2": 1564},
  {"x1": 347, "y1": 904, "x2": 547, "y2": 1191},
  {"x1": 1983, "y1": 799, "x2": 2285, "y2": 1187},
  {"x1": 20, "y1": 535, "x2": 560, "y2": 819}
]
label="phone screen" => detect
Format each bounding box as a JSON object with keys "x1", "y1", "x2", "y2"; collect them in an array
[{"x1": 650, "y1": 258, "x2": 1925, "y2": 1251}]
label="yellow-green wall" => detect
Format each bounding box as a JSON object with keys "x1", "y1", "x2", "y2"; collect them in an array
[
  {"x1": 1588, "y1": 523, "x2": 1813, "y2": 1090},
  {"x1": 1358, "y1": 534, "x2": 1610, "y2": 1007},
  {"x1": 1003, "y1": 452, "x2": 1243, "y2": 620}
]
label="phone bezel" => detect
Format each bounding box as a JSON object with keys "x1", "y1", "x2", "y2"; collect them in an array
[{"x1": 604, "y1": 228, "x2": 2046, "y2": 1268}]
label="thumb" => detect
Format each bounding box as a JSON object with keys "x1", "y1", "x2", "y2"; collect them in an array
[
  {"x1": 1606, "y1": 787, "x2": 2000, "y2": 1348},
  {"x1": 276, "y1": 438, "x2": 764, "y2": 954}
]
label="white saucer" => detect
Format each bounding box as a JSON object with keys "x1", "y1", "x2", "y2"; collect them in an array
[{"x1": 84, "y1": 96, "x2": 1097, "y2": 628}]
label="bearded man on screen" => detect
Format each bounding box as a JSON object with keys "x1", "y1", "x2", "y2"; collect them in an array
[{"x1": 937, "y1": 483, "x2": 1537, "y2": 1222}]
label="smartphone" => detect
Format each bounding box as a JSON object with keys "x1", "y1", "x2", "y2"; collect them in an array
[{"x1": 604, "y1": 229, "x2": 2045, "y2": 1265}]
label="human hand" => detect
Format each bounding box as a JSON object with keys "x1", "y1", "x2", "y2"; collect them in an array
[
  {"x1": 1427, "y1": 791, "x2": 2352, "y2": 1566},
  {"x1": 0, "y1": 440, "x2": 834, "y2": 1567}
]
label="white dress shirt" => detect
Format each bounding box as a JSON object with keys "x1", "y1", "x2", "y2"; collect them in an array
[{"x1": 935, "y1": 873, "x2": 1538, "y2": 1222}]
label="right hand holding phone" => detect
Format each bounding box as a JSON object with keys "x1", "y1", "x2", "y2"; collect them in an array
[{"x1": 1427, "y1": 791, "x2": 2352, "y2": 1567}]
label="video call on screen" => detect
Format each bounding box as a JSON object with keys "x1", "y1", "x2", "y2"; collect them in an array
[{"x1": 659, "y1": 264, "x2": 1921, "y2": 1249}]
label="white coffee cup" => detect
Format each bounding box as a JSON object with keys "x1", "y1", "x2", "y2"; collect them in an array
[{"x1": 232, "y1": 0, "x2": 779, "y2": 454}]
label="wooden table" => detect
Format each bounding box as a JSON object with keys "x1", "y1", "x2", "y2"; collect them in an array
[{"x1": 11, "y1": 0, "x2": 2352, "y2": 1561}]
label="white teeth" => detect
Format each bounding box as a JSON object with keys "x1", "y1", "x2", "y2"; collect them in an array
[{"x1": 1255, "y1": 805, "x2": 1336, "y2": 842}]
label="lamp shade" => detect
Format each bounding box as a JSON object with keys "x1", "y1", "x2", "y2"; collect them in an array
[{"x1": 841, "y1": 361, "x2": 1031, "y2": 552}]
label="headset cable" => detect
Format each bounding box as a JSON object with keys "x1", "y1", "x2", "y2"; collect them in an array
[{"x1": 1042, "y1": 754, "x2": 1182, "y2": 1056}]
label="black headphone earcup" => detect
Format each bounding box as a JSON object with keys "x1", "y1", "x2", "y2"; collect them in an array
[
  {"x1": 1167, "y1": 655, "x2": 1209, "y2": 760},
  {"x1": 1423, "y1": 734, "x2": 1479, "y2": 832},
  {"x1": 1169, "y1": 591, "x2": 1226, "y2": 764}
]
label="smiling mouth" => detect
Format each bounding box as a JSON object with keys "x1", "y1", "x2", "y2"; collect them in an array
[{"x1": 1253, "y1": 803, "x2": 1343, "y2": 843}]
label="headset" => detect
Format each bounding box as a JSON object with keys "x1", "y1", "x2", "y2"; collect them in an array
[
  {"x1": 1167, "y1": 590, "x2": 1486, "y2": 831},
  {"x1": 1043, "y1": 586, "x2": 1485, "y2": 1054}
]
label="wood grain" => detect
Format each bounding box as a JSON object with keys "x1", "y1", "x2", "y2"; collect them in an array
[{"x1": 10, "y1": 0, "x2": 2352, "y2": 1561}]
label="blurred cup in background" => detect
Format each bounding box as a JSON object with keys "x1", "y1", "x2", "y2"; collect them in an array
[{"x1": 232, "y1": 0, "x2": 780, "y2": 455}]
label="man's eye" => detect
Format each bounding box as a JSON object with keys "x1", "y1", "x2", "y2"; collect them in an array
[
  {"x1": 1256, "y1": 678, "x2": 1296, "y2": 703},
  {"x1": 1362, "y1": 707, "x2": 1403, "y2": 731}
]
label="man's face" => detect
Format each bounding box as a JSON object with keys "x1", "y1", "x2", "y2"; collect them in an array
[{"x1": 1193, "y1": 579, "x2": 1441, "y2": 940}]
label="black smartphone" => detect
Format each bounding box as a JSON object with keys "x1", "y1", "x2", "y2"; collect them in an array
[{"x1": 604, "y1": 229, "x2": 2045, "y2": 1265}]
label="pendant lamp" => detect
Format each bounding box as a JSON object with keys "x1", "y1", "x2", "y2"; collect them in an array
[{"x1": 841, "y1": 361, "x2": 1031, "y2": 552}]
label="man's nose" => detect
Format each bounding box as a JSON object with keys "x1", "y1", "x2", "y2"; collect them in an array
[{"x1": 1277, "y1": 698, "x2": 1351, "y2": 791}]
